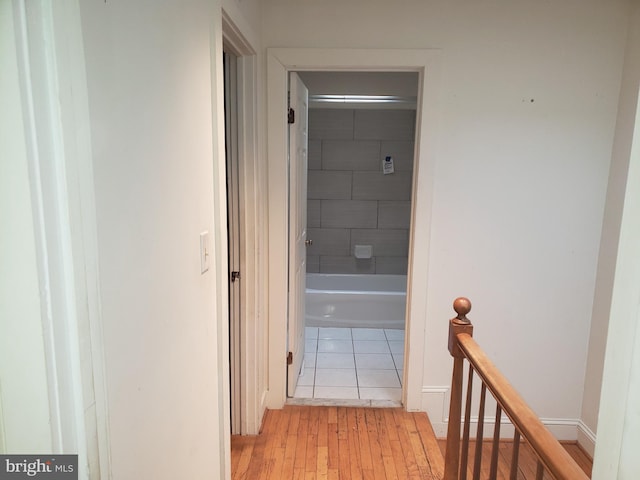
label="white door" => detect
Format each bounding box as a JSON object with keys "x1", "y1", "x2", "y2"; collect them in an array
[
  {"x1": 287, "y1": 73, "x2": 309, "y2": 397},
  {"x1": 224, "y1": 51, "x2": 242, "y2": 432}
]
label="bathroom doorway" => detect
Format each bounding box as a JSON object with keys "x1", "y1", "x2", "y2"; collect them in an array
[
  {"x1": 290, "y1": 71, "x2": 420, "y2": 404},
  {"x1": 266, "y1": 47, "x2": 441, "y2": 412}
]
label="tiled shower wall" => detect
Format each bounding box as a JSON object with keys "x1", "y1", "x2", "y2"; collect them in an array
[{"x1": 306, "y1": 109, "x2": 415, "y2": 274}]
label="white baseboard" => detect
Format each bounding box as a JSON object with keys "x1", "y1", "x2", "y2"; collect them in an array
[
  {"x1": 420, "y1": 386, "x2": 449, "y2": 437},
  {"x1": 539, "y1": 418, "x2": 582, "y2": 441},
  {"x1": 431, "y1": 417, "x2": 581, "y2": 441},
  {"x1": 422, "y1": 387, "x2": 583, "y2": 441},
  {"x1": 577, "y1": 421, "x2": 596, "y2": 457}
]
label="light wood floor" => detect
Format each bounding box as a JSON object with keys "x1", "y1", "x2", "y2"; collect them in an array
[
  {"x1": 230, "y1": 406, "x2": 592, "y2": 480},
  {"x1": 434, "y1": 439, "x2": 592, "y2": 480}
]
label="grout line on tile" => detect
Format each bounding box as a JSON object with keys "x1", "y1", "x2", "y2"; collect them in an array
[{"x1": 297, "y1": 327, "x2": 406, "y2": 401}]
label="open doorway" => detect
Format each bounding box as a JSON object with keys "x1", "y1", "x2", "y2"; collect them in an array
[
  {"x1": 266, "y1": 48, "x2": 441, "y2": 412},
  {"x1": 287, "y1": 72, "x2": 420, "y2": 405}
]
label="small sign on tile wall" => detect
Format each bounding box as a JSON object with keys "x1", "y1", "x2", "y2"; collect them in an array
[{"x1": 383, "y1": 156, "x2": 395, "y2": 175}]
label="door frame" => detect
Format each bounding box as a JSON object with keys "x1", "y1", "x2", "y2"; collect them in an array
[
  {"x1": 223, "y1": 49, "x2": 242, "y2": 434},
  {"x1": 286, "y1": 73, "x2": 309, "y2": 398},
  {"x1": 221, "y1": 11, "x2": 264, "y2": 435},
  {"x1": 266, "y1": 48, "x2": 442, "y2": 410},
  {"x1": 10, "y1": 0, "x2": 110, "y2": 474}
]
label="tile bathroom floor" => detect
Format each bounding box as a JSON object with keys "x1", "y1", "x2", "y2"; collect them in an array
[{"x1": 293, "y1": 327, "x2": 404, "y2": 404}]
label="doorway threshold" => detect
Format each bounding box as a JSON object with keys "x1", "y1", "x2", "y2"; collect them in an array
[{"x1": 286, "y1": 397, "x2": 401, "y2": 408}]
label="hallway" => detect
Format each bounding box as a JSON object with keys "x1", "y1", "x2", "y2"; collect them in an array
[
  {"x1": 231, "y1": 405, "x2": 444, "y2": 480},
  {"x1": 230, "y1": 406, "x2": 593, "y2": 480}
]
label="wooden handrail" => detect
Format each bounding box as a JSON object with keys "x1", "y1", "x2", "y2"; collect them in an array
[
  {"x1": 444, "y1": 298, "x2": 589, "y2": 480},
  {"x1": 457, "y1": 333, "x2": 589, "y2": 479}
]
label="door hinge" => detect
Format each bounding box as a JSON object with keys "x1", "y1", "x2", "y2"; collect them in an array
[
  {"x1": 288, "y1": 108, "x2": 295, "y2": 124},
  {"x1": 230, "y1": 271, "x2": 240, "y2": 283},
  {"x1": 287, "y1": 351, "x2": 293, "y2": 365}
]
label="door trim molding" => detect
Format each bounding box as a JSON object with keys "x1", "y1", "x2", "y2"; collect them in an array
[
  {"x1": 12, "y1": 0, "x2": 111, "y2": 474},
  {"x1": 266, "y1": 48, "x2": 443, "y2": 410},
  {"x1": 222, "y1": 10, "x2": 263, "y2": 435}
]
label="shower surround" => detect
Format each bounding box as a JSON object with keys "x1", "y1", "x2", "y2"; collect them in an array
[{"x1": 306, "y1": 108, "x2": 415, "y2": 275}]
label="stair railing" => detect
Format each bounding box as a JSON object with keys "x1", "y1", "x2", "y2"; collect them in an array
[{"x1": 443, "y1": 297, "x2": 589, "y2": 480}]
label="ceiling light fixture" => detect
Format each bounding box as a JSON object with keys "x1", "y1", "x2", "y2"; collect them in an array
[{"x1": 309, "y1": 94, "x2": 417, "y2": 105}]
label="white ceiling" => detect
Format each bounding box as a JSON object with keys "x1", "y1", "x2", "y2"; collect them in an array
[{"x1": 296, "y1": 71, "x2": 419, "y2": 109}]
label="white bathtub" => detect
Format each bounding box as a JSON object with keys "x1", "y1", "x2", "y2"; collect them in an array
[{"x1": 305, "y1": 273, "x2": 407, "y2": 329}]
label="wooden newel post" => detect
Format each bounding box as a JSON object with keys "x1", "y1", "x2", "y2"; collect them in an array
[
  {"x1": 443, "y1": 297, "x2": 473, "y2": 480},
  {"x1": 448, "y1": 297, "x2": 473, "y2": 357}
]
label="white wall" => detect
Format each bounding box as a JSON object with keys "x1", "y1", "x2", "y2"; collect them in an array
[
  {"x1": 79, "y1": 0, "x2": 230, "y2": 477},
  {"x1": 0, "y1": 1, "x2": 52, "y2": 453},
  {"x1": 262, "y1": 0, "x2": 629, "y2": 439},
  {"x1": 582, "y1": 0, "x2": 640, "y2": 456},
  {"x1": 226, "y1": 0, "x2": 261, "y2": 39},
  {"x1": 592, "y1": 73, "x2": 640, "y2": 480},
  {"x1": 592, "y1": 2, "x2": 640, "y2": 476}
]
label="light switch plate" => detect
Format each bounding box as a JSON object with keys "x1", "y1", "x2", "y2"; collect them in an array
[{"x1": 200, "y1": 231, "x2": 210, "y2": 274}]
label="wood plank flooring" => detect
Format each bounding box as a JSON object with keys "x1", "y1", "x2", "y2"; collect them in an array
[
  {"x1": 231, "y1": 406, "x2": 592, "y2": 480},
  {"x1": 231, "y1": 405, "x2": 443, "y2": 480},
  {"x1": 435, "y1": 439, "x2": 592, "y2": 479}
]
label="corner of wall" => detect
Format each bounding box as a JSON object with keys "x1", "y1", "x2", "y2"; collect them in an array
[
  {"x1": 577, "y1": 421, "x2": 597, "y2": 458},
  {"x1": 580, "y1": 0, "x2": 640, "y2": 448}
]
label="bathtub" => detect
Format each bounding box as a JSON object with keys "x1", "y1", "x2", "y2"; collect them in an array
[{"x1": 305, "y1": 273, "x2": 407, "y2": 329}]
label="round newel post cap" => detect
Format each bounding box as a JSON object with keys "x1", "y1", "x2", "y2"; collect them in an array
[{"x1": 452, "y1": 297, "x2": 472, "y2": 324}]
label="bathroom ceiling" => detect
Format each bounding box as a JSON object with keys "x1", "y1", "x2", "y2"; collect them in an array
[{"x1": 297, "y1": 71, "x2": 419, "y2": 109}]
